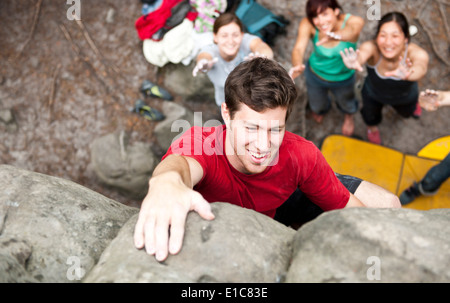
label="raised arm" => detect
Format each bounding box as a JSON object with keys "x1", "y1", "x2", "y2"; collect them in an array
[
  {"x1": 405, "y1": 44, "x2": 429, "y2": 81},
  {"x1": 419, "y1": 89, "x2": 450, "y2": 111},
  {"x1": 340, "y1": 40, "x2": 377, "y2": 72},
  {"x1": 385, "y1": 43, "x2": 429, "y2": 81},
  {"x1": 290, "y1": 18, "x2": 314, "y2": 79},
  {"x1": 133, "y1": 154, "x2": 214, "y2": 261},
  {"x1": 192, "y1": 52, "x2": 218, "y2": 77},
  {"x1": 316, "y1": 14, "x2": 364, "y2": 45},
  {"x1": 249, "y1": 37, "x2": 274, "y2": 59}
]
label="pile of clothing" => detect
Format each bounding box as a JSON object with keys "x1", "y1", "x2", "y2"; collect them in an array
[{"x1": 136, "y1": 0, "x2": 227, "y2": 67}]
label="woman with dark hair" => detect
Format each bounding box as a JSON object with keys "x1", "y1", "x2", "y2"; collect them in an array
[
  {"x1": 290, "y1": 0, "x2": 364, "y2": 137},
  {"x1": 341, "y1": 12, "x2": 429, "y2": 144},
  {"x1": 192, "y1": 13, "x2": 273, "y2": 107}
]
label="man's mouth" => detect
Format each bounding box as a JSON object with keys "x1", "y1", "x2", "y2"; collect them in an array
[{"x1": 248, "y1": 150, "x2": 270, "y2": 163}]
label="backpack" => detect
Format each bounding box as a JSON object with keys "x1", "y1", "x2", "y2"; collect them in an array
[{"x1": 234, "y1": 0, "x2": 289, "y2": 46}]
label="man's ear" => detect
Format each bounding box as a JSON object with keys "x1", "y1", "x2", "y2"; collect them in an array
[{"x1": 221, "y1": 102, "x2": 231, "y2": 126}]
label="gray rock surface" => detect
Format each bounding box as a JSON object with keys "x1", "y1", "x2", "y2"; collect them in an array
[
  {"x1": 1, "y1": 165, "x2": 449, "y2": 283},
  {"x1": 85, "y1": 202, "x2": 295, "y2": 283},
  {"x1": 90, "y1": 130, "x2": 158, "y2": 199},
  {"x1": 0, "y1": 165, "x2": 138, "y2": 282},
  {"x1": 154, "y1": 101, "x2": 201, "y2": 152},
  {"x1": 286, "y1": 207, "x2": 450, "y2": 283}
]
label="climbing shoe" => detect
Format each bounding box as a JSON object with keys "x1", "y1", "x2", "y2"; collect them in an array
[
  {"x1": 131, "y1": 99, "x2": 165, "y2": 122},
  {"x1": 367, "y1": 128, "x2": 382, "y2": 145},
  {"x1": 412, "y1": 102, "x2": 422, "y2": 119},
  {"x1": 140, "y1": 80, "x2": 173, "y2": 101},
  {"x1": 399, "y1": 182, "x2": 421, "y2": 205}
]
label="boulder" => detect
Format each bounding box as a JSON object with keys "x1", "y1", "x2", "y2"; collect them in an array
[
  {"x1": 0, "y1": 237, "x2": 37, "y2": 283},
  {"x1": 84, "y1": 202, "x2": 295, "y2": 283},
  {"x1": 286, "y1": 207, "x2": 450, "y2": 283},
  {"x1": 161, "y1": 62, "x2": 215, "y2": 101},
  {"x1": 0, "y1": 165, "x2": 138, "y2": 283},
  {"x1": 1, "y1": 166, "x2": 449, "y2": 283},
  {"x1": 90, "y1": 130, "x2": 158, "y2": 199},
  {"x1": 0, "y1": 108, "x2": 17, "y2": 132}
]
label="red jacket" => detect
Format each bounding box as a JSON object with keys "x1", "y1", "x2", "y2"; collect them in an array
[{"x1": 135, "y1": 0, "x2": 197, "y2": 40}]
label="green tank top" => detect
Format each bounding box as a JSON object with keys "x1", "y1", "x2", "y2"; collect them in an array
[{"x1": 309, "y1": 14, "x2": 357, "y2": 82}]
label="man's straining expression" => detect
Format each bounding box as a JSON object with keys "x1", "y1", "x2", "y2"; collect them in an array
[{"x1": 223, "y1": 103, "x2": 287, "y2": 175}]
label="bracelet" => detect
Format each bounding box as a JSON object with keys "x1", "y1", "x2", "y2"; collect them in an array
[{"x1": 328, "y1": 32, "x2": 342, "y2": 40}]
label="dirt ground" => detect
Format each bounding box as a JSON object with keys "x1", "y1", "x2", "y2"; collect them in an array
[{"x1": 0, "y1": 1, "x2": 449, "y2": 208}]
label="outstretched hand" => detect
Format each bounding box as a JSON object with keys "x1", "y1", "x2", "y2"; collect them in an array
[
  {"x1": 316, "y1": 31, "x2": 342, "y2": 46},
  {"x1": 384, "y1": 56, "x2": 414, "y2": 80},
  {"x1": 288, "y1": 64, "x2": 306, "y2": 80},
  {"x1": 192, "y1": 57, "x2": 219, "y2": 77},
  {"x1": 340, "y1": 47, "x2": 363, "y2": 72},
  {"x1": 418, "y1": 89, "x2": 441, "y2": 111},
  {"x1": 243, "y1": 51, "x2": 267, "y2": 61}
]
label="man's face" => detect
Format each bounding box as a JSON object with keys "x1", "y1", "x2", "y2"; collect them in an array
[{"x1": 222, "y1": 103, "x2": 287, "y2": 174}]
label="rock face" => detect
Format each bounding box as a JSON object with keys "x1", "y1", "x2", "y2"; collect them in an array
[
  {"x1": 90, "y1": 130, "x2": 158, "y2": 199},
  {"x1": 0, "y1": 165, "x2": 138, "y2": 282},
  {"x1": 84, "y1": 203, "x2": 295, "y2": 283},
  {"x1": 1, "y1": 165, "x2": 449, "y2": 283},
  {"x1": 286, "y1": 208, "x2": 450, "y2": 283}
]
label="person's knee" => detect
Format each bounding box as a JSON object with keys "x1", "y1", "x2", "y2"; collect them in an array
[{"x1": 383, "y1": 192, "x2": 401, "y2": 208}]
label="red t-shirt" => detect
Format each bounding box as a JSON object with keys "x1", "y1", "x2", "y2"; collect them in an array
[{"x1": 163, "y1": 125, "x2": 349, "y2": 218}]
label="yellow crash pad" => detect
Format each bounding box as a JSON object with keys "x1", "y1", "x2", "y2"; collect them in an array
[
  {"x1": 320, "y1": 135, "x2": 450, "y2": 210},
  {"x1": 417, "y1": 135, "x2": 450, "y2": 161}
]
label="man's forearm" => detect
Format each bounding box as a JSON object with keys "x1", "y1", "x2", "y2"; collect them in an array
[{"x1": 150, "y1": 154, "x2": 194, "y2": 189}]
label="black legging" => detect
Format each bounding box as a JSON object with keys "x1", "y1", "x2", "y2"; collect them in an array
[
  {"x1": 360, "y1": 81, "x2": 418, "y2": 126},
  {"x1": 420, "y1": 152, "x2": 450, "y2": 193}
]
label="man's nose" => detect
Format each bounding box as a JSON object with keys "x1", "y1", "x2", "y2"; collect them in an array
[{"x1": 254, "y1": 131, "x2": 271, "y2": 150}]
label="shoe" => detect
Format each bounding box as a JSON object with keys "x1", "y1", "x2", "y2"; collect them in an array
[
  {"x1": 399, "y1": 182, "x2": 421, "y2": 205},
  {"x1": 311, "y1": 112, "x2": 324, "y2": 123},
  {"x1": 140, "y1": 80, "x2": 173, "y2": 101},
  {"x1": 413, "y1": 102, "x2": 422, "y2": 119},
  {"x1": 132, "y1": 99, "x2": 165, "y2": 121},
  {"x1": 367, "y1": 128, "x2": 381, "y2": 144}
]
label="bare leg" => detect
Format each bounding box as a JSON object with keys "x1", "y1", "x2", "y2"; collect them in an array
[
  {"x1": 354, "y1": 181, "x2": 401, "y2": 208},
  {"x1": 342, "y1": 114, "x2": 355, "y2": 136}
]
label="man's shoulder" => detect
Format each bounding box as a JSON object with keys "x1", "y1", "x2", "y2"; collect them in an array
[
  {"x1": 166, "y1": 125, "x2": 225, "y2": 157},
  {"x1": 283, "y1": 131, "x2": 316, "y2": 148},
  {"x1": 280, "y1": 132, "x2": 321, "y2": 163}
]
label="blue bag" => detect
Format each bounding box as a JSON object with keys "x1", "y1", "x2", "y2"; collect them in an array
[{"x1": 235, "y1": 0, "x2": 289, "y2": 45}]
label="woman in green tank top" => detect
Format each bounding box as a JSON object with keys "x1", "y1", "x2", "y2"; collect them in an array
[{"x1": 290, "y1": 0, "x2": 364, "y2": 136}]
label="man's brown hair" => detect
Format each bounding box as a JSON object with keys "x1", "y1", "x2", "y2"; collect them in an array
[{"x1": 224, "y1": 57, "x2": 298, "y2": 121}]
